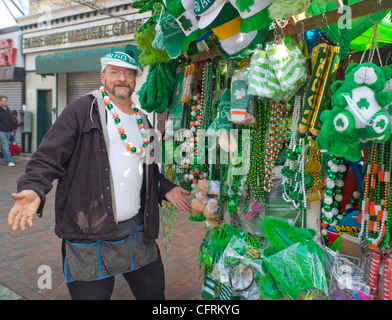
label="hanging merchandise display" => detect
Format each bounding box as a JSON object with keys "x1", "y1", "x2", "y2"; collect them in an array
[
  {"x1": 316, "y1": 62, "x2": 392, "y2": 162},
  {"x1": 298, "y1": 42, "x2": 340, "y2": 139},
  {"x1": 128, "y1": 0, "x2": 392, "y2": 301},
  {"x1": 248, "y1": 40, "x2": 309, "y2": 101}
]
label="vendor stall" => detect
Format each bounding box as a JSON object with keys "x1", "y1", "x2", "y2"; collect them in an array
[{"x1": 130, "y1": 0, "x2": 392, "y2": 300}]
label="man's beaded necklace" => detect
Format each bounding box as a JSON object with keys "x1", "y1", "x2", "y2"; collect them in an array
[{"x1": 100, "y1": 85, "x2": 149, "y2": 154}]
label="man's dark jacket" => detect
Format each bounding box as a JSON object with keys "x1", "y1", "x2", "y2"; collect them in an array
[
  {"x1": 0, "y1": 105, "x2": 13, "y2": 132},
  {"x1": 17, "y1": 92, "x2": 176, "y2": 243}
]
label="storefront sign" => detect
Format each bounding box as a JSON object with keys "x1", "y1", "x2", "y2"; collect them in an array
[
  {"x1": 0, "y1": 38, "x2": 17, "y2": 66},
  {"x1": 24, "y1": 19, "x2": 145, "y2": 49}
]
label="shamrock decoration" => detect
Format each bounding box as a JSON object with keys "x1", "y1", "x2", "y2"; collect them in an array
[
  {"x1": 234, "y1": 88, "x2": 247, "y2": 100},
  {"x1": 178, "y1": 15, "x2": 193, "y2": 32},
  {"x1": 357, "y1": 98, "x2": 369, "y2": 110},
  {"x1": 236, "y1": 0, "x2": 254, "y2": 12}
]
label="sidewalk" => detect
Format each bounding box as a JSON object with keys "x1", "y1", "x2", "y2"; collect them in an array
[{"x1": 0, "y1": 155, "x2": 205, "y2": 300}]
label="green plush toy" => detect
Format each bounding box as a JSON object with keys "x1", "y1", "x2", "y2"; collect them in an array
[
  {"x1": 316, "y1": 62, "x2": 392, "y2": 162},
  {"x1": 383, "y1": 64, "x2": 392, "y2": 93}
]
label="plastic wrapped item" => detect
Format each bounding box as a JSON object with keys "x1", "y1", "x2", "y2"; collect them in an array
[
  {"x1": 368, "y1": 251, "x2": 382, "y2": 300},
  {"x1": 247, "y1": 42, "x2": 308, "y2": 101},
  {"x1": 237, "y1": 168, "x2": 300, "y2": 236},
  {"x1": 263, "y1": 240, "x2": 331, "y2": 300},
  {"x1": 382, "y1": 255, "x2": 392, "y2": 300},
  {"x1": 211, "y1": 235, "x2": 264, "y2": 300},
  {"x1": 329, "y1": 255, "x2": 370, "y2": 300}
]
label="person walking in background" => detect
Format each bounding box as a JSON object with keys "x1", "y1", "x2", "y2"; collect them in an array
[
  {"x1": 0, "y1": 95, "x2": 15, "y2": 167},
  {"x1": 7, "y1": 48, "x2": 191, "y2": 300},
  {"x1": 10, "y1": 110, "x2": 24, "y2": 144}
]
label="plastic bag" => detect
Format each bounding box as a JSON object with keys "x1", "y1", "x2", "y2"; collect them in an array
[
  {"x1": 263, "y1": 240, "x2": 331, "y2": 300},
  {"x1": 328, "y1": 255, "x2": 370, "y2": 300},
  {"x1": 211, "y1": 235, "x2": 264, "y2": 300}
]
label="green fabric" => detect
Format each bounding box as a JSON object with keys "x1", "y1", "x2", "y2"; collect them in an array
[
  {"x1": 266, "y1": 43, "x2": 308, "y2": 93},
  {"x1": 259, "y1": 217, "x2": 315, "y2": 252},
  {"x1": 248, "y1": 49, "x2": 282, "y2": 98},
  {"x1": 194, "y1": 0, "x2": 220, "y2": 15},
  {"x1": 350, "y1": 18, "x2": 392, "y2": 52},
  {"x1": 160, "y1": 9, "x2": 186, "y2": 58},
  {"x1": 134, "y1": 22, "x2": 171, "y2": 67},
  {"x1": 308, "y1": 0, "x2": 389, "y2": 44},
  {"x1": 248, "y1": 43, "x2": 308, "y2": 100}
]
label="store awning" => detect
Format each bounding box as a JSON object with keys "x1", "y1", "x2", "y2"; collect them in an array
[{"x1": 35, "y1": 45, "x2": 140, "y2": 75}]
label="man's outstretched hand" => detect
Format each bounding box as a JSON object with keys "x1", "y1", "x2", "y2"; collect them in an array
[
  {"x1": 8, "y1": 190, "x2": 40, "y2": 231},
  {"x1": 164, "y1": 186, "x2": 191, "y2": 213}
]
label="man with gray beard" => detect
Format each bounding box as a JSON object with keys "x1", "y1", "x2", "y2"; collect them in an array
[{"x1": 7, "y1": 49, "x2": 191, "y2": 300}]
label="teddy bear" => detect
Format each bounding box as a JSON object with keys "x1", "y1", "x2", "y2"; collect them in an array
[
  {"x1": 190, "y1": 180, "x2": 221, "y2": 228},
  {"x1": 190, "y1": 190, "x2": 208, "y2": 217},
  {"x1": 203, "y1": 196, "x2": 220, "y2": 229},
  {"x1": 316, "y1": 62, "x2": 392, "y2": 162}
]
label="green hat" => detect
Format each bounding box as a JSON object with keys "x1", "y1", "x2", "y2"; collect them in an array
[
  {"x1": 208, "y1": 2, "x2": 269, "y2": 60},
  {"x1": 163, "y1": 0, "x2": 208, "y2": 51},
  {"x1": 194, "y1": 0, "x2": 227, "y2": 29},
  {"x1": 229, "y1": 0, "x2": 273, "y2": 33},
  {"x1": 206, "y1": 89, "x2": 238, "y2": 153},
  {"x1": 159, "y1": 9, "x2": 186, "y2": 58},
  {"x1": 101, "y1": 49, "x2": 142, "y2": 77}
]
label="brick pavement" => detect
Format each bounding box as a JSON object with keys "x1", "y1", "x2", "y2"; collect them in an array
[{"x1": 0, "y1": 155, "x2": 205, "y2": 300}]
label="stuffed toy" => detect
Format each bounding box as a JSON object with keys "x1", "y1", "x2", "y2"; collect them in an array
[
  {"x1": 316, "y1": 62, "x2": 392, "y2": 162},
  {"x1": 383, "y1": 64, "x2": 392, "y2": 93},
  {"x1": 190, "y1": 191, "x2": 209, "y2": 216},
  {"x1": 190, "y1": 180, "x2": 221, "y2": 228},
  {"x1": 203, "y1": 196, "x2": 220, "y2": 229}
]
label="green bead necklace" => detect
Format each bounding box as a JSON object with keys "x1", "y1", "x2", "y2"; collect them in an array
[{"x1": 245, "y1": 98, "x2": 268, "y2": 205}]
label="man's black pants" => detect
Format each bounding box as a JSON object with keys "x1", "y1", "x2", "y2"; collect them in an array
[{"x1": 66, "y1": 253, "x2": 165, "y2": 300}]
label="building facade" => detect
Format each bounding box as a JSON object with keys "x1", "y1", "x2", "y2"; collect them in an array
[
  {"x1": 0, "y1": 25, "x2": 25, "y2": 149},
  {"x1": 17, "y1": 0, "x2": 150, "y2": 151}
]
